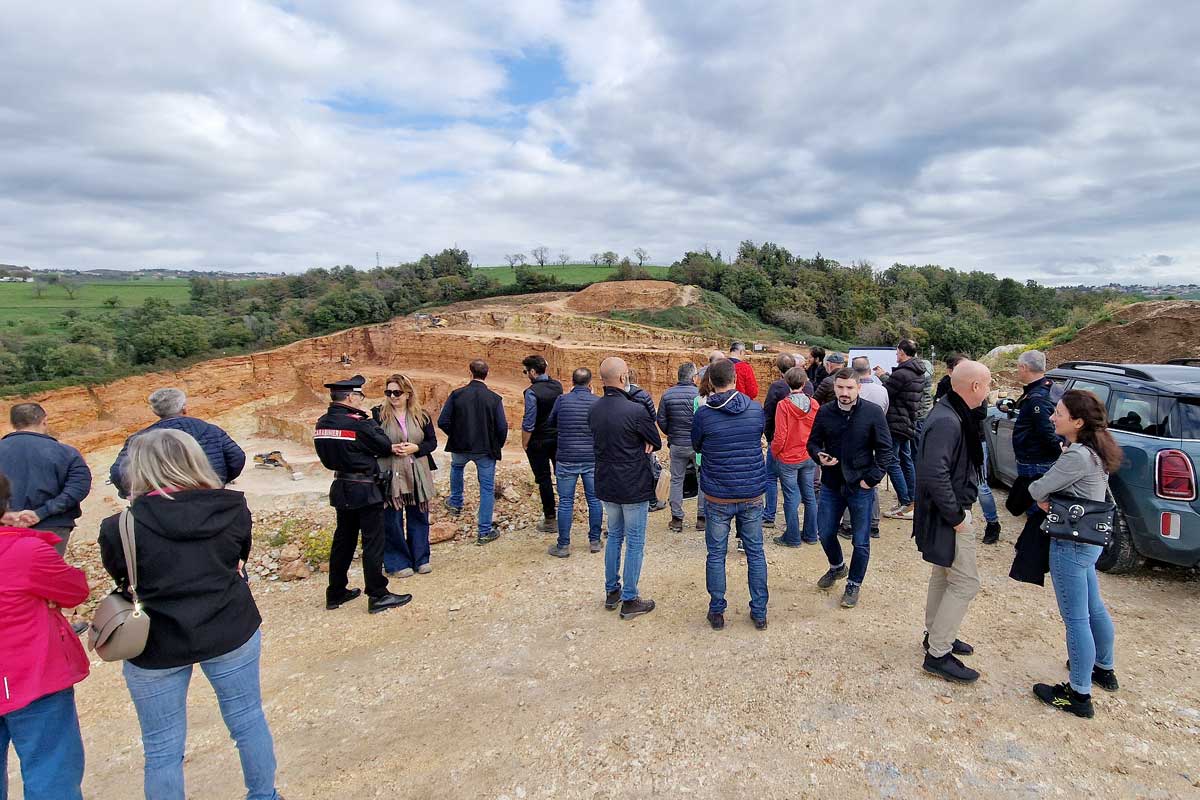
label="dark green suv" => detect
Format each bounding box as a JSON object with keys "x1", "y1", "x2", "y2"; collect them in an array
[{"x1": 986, "y1": 360, "x2": 1200, "y2": 573}]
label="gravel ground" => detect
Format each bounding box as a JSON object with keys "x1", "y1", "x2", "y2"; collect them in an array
[{"x1": 27, "y1": 484, "x2": 1200, "y2": 800}]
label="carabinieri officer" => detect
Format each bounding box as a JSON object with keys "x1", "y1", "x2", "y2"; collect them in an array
[{"x1": 314, "y1": 374, "x2": 412, "y2": 614}]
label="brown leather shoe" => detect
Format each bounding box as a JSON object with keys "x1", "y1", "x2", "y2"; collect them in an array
[{"x1": 619, "y1": 596, "x2": 656, "y2": 620}]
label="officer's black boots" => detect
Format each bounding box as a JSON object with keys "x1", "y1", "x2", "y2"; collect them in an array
[{"x1": 368, "y1": 592, "x2": 413, "y2": 614}]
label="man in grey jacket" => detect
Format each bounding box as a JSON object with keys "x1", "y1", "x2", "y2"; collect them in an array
[
  {"x1": 0, "y1": 403, "x2": 92, "y2": 556},
  {"x1": 657, "y1": 362, "x2": 701, "y2": 531},
  {"x1": 913, "y1": 360, "x2": 991, "y2": 684}
]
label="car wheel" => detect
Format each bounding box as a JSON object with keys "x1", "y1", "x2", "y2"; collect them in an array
[{"x1": 1096, "y1": 503, "x2": 1143, "y2": 574}]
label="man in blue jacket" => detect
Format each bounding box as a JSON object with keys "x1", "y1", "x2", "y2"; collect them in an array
[
  {"x1": 807, "y1": 369, "x2": 894, "y2": 609},
  {"x1": 109, "y1": 388, "x2": 245, "y2": 498},
  {"x1": 546, "y1": 367, "x2": 602, "y2": 557},
  {"x1": 1007, "y1": 350, "x2": 1063, "y2": 478},
  {"x1": 692, "y1": 359, "x2": 769, "y2": 630},
  {"x1": 0, "y1": 403, "x2": 92, "y2": 556},
  {"x1": 657, "y1": 362, "x2": 701, "y2": 531},
  {"x1": 589, "y1": 356, "x2": 662, "y2": 620}
]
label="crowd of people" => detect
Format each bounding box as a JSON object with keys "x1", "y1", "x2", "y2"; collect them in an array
[{"x1": 1, "y1": 341, "x2": 1124, "y2": 796}]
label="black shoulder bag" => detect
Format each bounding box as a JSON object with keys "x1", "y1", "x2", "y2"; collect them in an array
[{"x1": 1042, "y1": 494, "x2": 1114, "y2": 547}]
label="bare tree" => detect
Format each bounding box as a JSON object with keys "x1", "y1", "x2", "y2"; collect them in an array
[
  {"x1": 504, "y1": 253, "x2": 526, "y2": 269},
  {"x1": 557, "y1": 251, "x2": 571, "y2": 267},
  {"x1": 590, "y1": 253, "x2": 602, "y2": 266},
  {"x1": 530, "y1": 246, "x2": 549, "y2": 267},
  {"x1": 633, "y1": 247, "x2": 649, "y2": 267}
]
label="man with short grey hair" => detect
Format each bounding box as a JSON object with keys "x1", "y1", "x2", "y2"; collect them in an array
[
  {"x1": 109, "y1": 388, "x2": 245, "y2": 497},
  {"x1": 728, "y1": 341, "x2": 759, "y2": 399},
  {"x1": 1007, "y1": 349, "x2": 1061, "y2": 479},
  {"x1": 657, "y1": 362, "x2": 702, "y2": 531}
]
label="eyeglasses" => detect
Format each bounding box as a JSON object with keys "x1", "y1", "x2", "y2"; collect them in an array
[{"x1": 384, "y1": 390, "x2": 404, "y2": 398}]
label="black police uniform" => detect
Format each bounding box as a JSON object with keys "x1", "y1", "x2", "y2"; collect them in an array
[
  {"x1": 1012, "y1": 377, "x2": 1063, "y2": 477},
  {"x1": 314, "y1": 376, "x2": 395, "y2": 604}
]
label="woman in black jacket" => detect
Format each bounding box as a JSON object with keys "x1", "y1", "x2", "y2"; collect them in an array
[
  {"x1": 99, "y1": 429, "x2": 280, "y2": 800},
  {"x1": 372, "y1": 373, "x2": 438, "y2": 577}
]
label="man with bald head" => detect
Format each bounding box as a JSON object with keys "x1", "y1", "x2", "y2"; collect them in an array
[
  {"x1": 697, "y1": 350, "x2": 725, "y2": 382},
  {"x1": 589, "y1": 356, "x2": 663, "y2": 619},
  {"x1": 913, "y1": 359, "x2": 992, "y2": 684}
]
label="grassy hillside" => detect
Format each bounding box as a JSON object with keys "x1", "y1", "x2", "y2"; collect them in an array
[
  {"x1": 609, "y1": 288, "x2": 849, "y2": 350},
  {"x1": 0, "y1": 278, "x2": 254, "y2": 325},
  {"x1": 476, "y1": 263, "x2": 669, "y2": 287}
]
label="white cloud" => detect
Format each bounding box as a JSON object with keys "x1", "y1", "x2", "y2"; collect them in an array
[{"x1": 0, "y1": 0, "x2": 1197, "y2": 285}]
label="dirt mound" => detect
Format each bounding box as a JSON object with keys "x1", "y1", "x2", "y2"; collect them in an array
[
  {"x1": 564, "y1": 280, "x2": 689, "y2": 313},
  {"x1": 1050, "y1": 300, "x2": 1200, "y2": 365}
]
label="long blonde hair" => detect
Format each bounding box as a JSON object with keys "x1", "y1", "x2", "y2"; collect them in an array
[
  {"x1": 385, "y1": 373, "x2": 429, "y2": 424},
  {"x1": 126, "y1": 429, "x2": 221, "y2": 499}
]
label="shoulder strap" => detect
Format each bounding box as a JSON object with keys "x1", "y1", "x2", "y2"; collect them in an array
[{"x1": 118, "y1": 508, "x2": 141, "y2": 603}]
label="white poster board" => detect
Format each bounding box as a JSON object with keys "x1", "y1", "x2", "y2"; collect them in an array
[{"x1": 847, "y1": 346, "x2": 898, "y2": 374}]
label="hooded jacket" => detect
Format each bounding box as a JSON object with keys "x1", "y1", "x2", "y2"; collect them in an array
[
  {"x1": 99, "y1": 489, "x2": 260, "y2": 670},
  {"x1": 692, "y1": 389, "x2": 767, "y2": 500},
  {"x1": 881, "y1": 358, "x2": 927, "y2": 441},
  {"x1": 772, "y1": 392, "x2": 820, "y2": 465},
  {"x1": 0, "y1": 527, "x2": 90, "y2": 716}
]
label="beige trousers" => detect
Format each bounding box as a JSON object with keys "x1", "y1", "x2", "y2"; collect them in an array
[{"x1": 924, "y1": 512, "x2": 980, "y2": 658}]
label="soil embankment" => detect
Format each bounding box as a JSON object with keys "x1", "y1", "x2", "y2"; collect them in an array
[{"x1": 1050, "y1": 300, "x2": 1200, "y2": 365}]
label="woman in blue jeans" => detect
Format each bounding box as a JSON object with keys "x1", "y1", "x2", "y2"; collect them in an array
[
  {"x1": 99, "y1": 430, "x2": 282, "y2": 799},
  {"x1": 1028, "y1": 390, "x2": 1122, "y2": 718}
]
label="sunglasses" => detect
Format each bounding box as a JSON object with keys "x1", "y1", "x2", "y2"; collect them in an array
[{"x1": 384, "y1": 389, "x2": 405, "y2": 398}]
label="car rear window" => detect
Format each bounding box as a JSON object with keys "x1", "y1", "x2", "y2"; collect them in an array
[
  {"x1": 1068, "y1": 379, "x2": 1111, "y2": 406},
  {"x1": 1160, "y1": 397, "x2": 1200, "y2": 439},
  {"x1": 1108, "y1": 392, "x2": 1163, "y2": 435}
]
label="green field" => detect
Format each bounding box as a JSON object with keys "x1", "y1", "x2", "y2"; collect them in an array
[
  {"x1": 0, "y1": 279, "x2": 248, "y2": 325},
  {"x1": 476, "y1": 263, "x2": 670, "y2": 287}
]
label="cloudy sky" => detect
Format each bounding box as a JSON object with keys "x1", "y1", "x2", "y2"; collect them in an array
[{"x1": 2, "y1": 1, "x2": 1198, "y2": 284}]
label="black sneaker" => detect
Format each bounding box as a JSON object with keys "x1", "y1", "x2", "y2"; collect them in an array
[
  {"x1": 772, "y1": 535, "x2": 802, "y2": 548},
  {"x1": 840, "y1": 583, "x2": 861, "y2": 608},
  {"x1": 325, "y1": 588, "x2": 362, "y2": 610},
  {"x1": 982, "y1": 520, "x2": 1001, "y2": 544},
  {"x1": 817, "y1": 564, "x2": 848, "y2": 589},
  {"x1": 923, "y1": 652, "x2": 980, "y2": 684},
  {"x1": 668, "y1": 517, "x2": 684, "y2": 532},
  {"x1": 1033, "y1": 682, "x2": 1094, "y2": 718},
  {"x1": 367, "y1": 592, "x2": 412, "y2": 614},
  {"x1": 923, "y1": 631, "x2": 975, "y2": 656},
  {"x1": 619, "y1": 597, "x2": 656, "y2": 619},
  {"x1": 763, "y1": 518, "x2": 776, "y2": 529},
  {"x1": 442, "y1": 498, "x2": 461, "y2": 517},
  {"x1": 695, "y1": 516, "x2": 706, "y2": 531},
  {"x1": 753, "y1": 617, "x2": 768, "y2": 630},
  {"x1": 476, "y1": 532, "x2": 500, "y2": 546},
  {"x1": 604, "y1": 588, "x2": 621, "y2": 610},
  {"x1": 1065, "y1": 659, "x2": 1120, "y2": 692},
  {"x1": 870, "y1": 527, "x2": 880, "y2": 539},
  {"x1": 707, "y1": 611, "x2": 725, "y2": 630}
]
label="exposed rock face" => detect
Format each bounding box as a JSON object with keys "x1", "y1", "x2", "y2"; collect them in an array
[{"x1": 1050, "y1": 300, "x2": 1200, "y2": 365}]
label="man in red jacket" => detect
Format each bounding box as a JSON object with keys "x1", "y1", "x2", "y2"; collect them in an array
[
  {"x1": 0, "y1": 472, "x2": 90, "y2": 799},
  {"x1": 729, "y1": 341, "x2": 759, "y2": 400}
]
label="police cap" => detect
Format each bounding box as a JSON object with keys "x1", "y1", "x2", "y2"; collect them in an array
[{"x1": 323, "y1": 374, "x2": 367, "y2": 391}]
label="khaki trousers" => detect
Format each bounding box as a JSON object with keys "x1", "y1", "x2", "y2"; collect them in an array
[{"x1": 924, "y1": 513, "x2": 980, "y2": 658}]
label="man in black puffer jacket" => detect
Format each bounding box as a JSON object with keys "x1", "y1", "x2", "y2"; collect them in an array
[{"x1": 875, "y1": 339, "x2": 926, "y2": 520}]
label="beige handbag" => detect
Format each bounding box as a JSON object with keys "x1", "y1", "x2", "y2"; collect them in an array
[{"x1": 88, "y1": 508, "x2": 150, "y2": 662}]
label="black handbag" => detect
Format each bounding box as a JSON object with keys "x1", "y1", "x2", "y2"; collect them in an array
[{"x1": 1041, "y1": 493, "x2": 1114, "y2": 547}]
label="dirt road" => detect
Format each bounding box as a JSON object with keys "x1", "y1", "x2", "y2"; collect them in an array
[{"x1": 31, "y1": 486, "x2": 1200, "y2": 799}]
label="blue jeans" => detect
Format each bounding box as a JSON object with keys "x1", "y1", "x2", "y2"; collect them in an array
[
  {"x1": 777, "y1": 458, "x2": 818, "y2": 544},
  {"x1": 603, "y1": 501, "x2": 648, "y2": 601},
  {"x1": 886, "y1": 438, "x2": 915, "y2": 506},
  {"x1": 977, "y1": 441, "x2": 999, "y2": 524},
  {"x1": 1049, "y1": 539, "x2": 1116, "y2": 695},
  {"x1": 122, "y1": 629, "x2": 279, "y2": 800},
  {"x1": 383, "y1": 503, "x2": 430, "y2": 572},
  {"x1": 449, "y1": 453, "x2": 496, "y2": 537},
  {"x1": 817, "y1": 483, "x2": 875, "y2": 586},
  {"x1": 763, "y1": 449, "x2": 780, "y2": 522},
  {"x1": 705, "y1": 500, "x2": 769, "y2": 620},
  {"x1": 556, "y1": 462, "x2": 602, "y2": 548},
  {"x1": 0, "y1": 687, "x2": 84, "y2": 800}
]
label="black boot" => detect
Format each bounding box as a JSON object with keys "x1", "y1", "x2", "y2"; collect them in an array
[
  {"x1": 325, "y1": 588, "x2": 362, "y2": 610},
  {"x1": 923, "y1": 652, "x2": 980, "y2": 684},
  {"x1": 367, "y1": 592, "x2": 412, "y2": 614},
  {"x1": 982, "y1": 520, "x2": 1001, "y2": 544},
  {"x1": 1033, "y1": 682, "x2": 1094, "y2": 718}
]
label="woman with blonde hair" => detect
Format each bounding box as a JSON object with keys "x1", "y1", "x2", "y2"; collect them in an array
[
  {"x1": 372, "y1": 373, "x2": 438, "y2": 576},
  {"x1": 99, "y1": 428, "x2": 281, "y2": 800}
]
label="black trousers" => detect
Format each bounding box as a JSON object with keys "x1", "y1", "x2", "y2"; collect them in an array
[
  {"x1": 328, "y1": 503, "x2": 389, "y2": 600},
  {"x1": 526, "y1": 437, "x2": 557, "y2": 519}
]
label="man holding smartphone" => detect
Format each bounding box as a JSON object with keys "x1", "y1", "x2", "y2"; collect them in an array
[{"x1": 807, "y1": 369, "x2": 894, "y2": 608}]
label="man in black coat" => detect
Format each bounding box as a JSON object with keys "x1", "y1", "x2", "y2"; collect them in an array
[
  {"x1": 876, "y1": 339, "x2": 927, "y2": 520},
  {"x1": 314, "y1": 375, "x2": 412, "y2": 614},
  {"x1": 914, "y1": 360, "x2": 991, "y2": 684},
  {"x1": 589, "y1": 356, "x2": 662, "y2": 620},
  {"x1": 761, "y1": 353, "x2": 796, "y2": 531},
  {"x1": 520, "y1": 354, "x2": 563, "y2": 532},
  {"x1": 438, "y1": 360, "x2": 509, "y2": 544}
]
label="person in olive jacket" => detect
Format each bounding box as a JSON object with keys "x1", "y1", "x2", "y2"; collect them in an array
[{"x1": 98, "y1": 429, "x2": 282, "y2": 800}]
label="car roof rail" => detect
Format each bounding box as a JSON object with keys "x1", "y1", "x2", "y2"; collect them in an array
[
  {"x1": 1166, "y1": 358, "x2": 1200, "y2": 367},
  {"x1": 1056, "y1": 361, "x2": 1156, "y2": 381}
]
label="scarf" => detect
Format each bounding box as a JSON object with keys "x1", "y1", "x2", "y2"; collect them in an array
[
  {"x1": 945, "y1": 392, "x2": 984, "y2": 470},
  {"x1": 379, "y1": 408, "x2": 434, "y2": 512}
]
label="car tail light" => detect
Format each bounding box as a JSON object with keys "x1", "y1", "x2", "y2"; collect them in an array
[
  {"x1": 1160, "y1": 513, "x2": 1181, "y2": 539},
  {"x1": 1156, "y1": 449, "x2": 1196, "y2": 501}
]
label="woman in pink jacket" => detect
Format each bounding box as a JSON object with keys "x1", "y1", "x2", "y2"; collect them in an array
[{"x1": 0, "y1": 472, "x2": 91, "y2": 800}]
